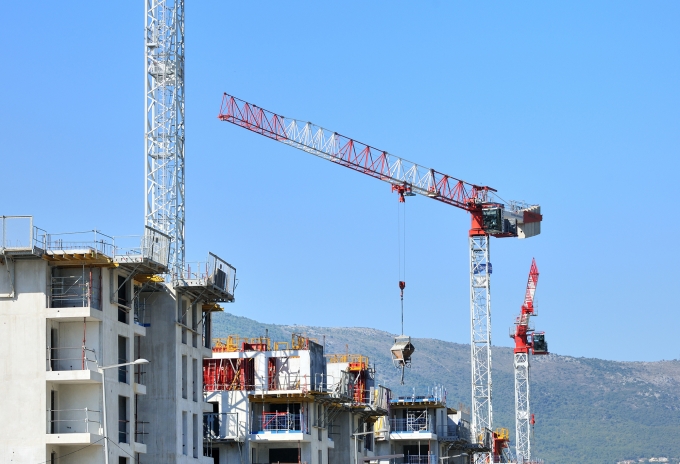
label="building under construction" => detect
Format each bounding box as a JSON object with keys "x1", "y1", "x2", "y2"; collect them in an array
[
  {"x1": 0, "y1": 216, "x2": 235, "y2": 464},
  {"x1": 0, "y1": 0, "x2": 547, "y2": 459},
  {"x1": 202, "y1": 333, "x2": 472, "y2": 464}
]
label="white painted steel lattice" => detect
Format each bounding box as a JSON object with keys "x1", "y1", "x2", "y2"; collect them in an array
[
  {"x1": 145, "y1": 0, "x2": 185, "y2": 273},
  {"x1": 470, "y1": 235, "x2": 492, "y2": 464},
  {"x1": 514, "y1": 352, "x2": 530, "y2": 462}
]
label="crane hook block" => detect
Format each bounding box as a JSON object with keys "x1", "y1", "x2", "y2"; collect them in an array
[{"x1": 399, "y1": 281, "x2": 406, "y2": 291}]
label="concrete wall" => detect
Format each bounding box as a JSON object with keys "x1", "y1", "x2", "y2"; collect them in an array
[
  {"x1": 0, "y1": 257, "x2": 51, "y2": 463},
  {"x1": 139, "y1": 284, "x2": 212, "y2": 464},
  {"x1": 0, "y1": 257, "x2": 147, "y2": 464}
]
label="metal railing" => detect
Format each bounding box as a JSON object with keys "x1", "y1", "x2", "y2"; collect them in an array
[
  {"x1": 47, "y1": 346, "x2": 98, "y2": 371},
  {"x1": 174, "y1": 253, "x2": 236, "y2": 295},
  {"x1": 134, "y1": 365, "x2": 146, "y2": 386},
  {"x1": 113, "y1": 226, "x2": 171, "y2": 268},
  {"x1": 50, "y1": 277, "x2": 101, "y2": 309},
  {"x1": 135, "y1": 420, "x2": 149, "y2": 444},
  {"x1": 406, "y1": 455, "x2": 437, "y2": 464},
  {"x1": 118, "y1": 358, "x2": 129, "y2": 384},
  {"x1": 204, "y1": 413, "x2": 243, "y2": 440},
  {"x1": 119, "y1": 418, "x2": 129, "y2": 443},
  {"x1": 1, "y1": 216, "x2": 41, "y2": 250},
  {"x1": 256, "y1": 412, "x2": 302, "y2": 433},
  {"x1": 390, "y1": 417, "x2": 434, "y2": 433},
  {"x1": 45, "y1": 230, "x2": 115, "y2": 256},
  {"x1": 437, "y1": 424, "x2": 467, "y2": 440},
  {"x1": 48, "y1": 408, "x2": 101, "y2": 434},
  {"x1": 134, "y1": 300, "x2": 147, "y2": 327}
]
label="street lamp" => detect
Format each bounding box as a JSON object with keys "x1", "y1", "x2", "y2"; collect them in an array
[
  {"x1": 98, "y1": 358, "x2": 149, "y2": 464},
  {"x1": 353, "y1": 428, "x2": 389, "y2": 464}
]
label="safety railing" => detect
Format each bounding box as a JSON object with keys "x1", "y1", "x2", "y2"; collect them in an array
[
  {"x1": 406, "y1": 455, "x2": 437, "y2": 464},
  {"x1": 174, "y1": 253, "x2": 236, "y2": 295},
  {"x1": 50, "y1": 277, "x2": 101, "y2": 310},
  {"x1": 1, "y1": 216, "x2": 45, "y2": 250},
  {"x1": 256, "y1": 412, "x2": 302, "y2": 433},
  {"x1": 134, "y1": 420, "x2": 149, "y2": 444},
  {"x1": 133, "y1": 300, "x2": 148, "y2": 327},
  {"x1": 203, "y1": 412, "x2": 243, "y2": 440},
  {"x1": 134, "y1": 364, "x2": 146, "y2": 386},
  {"x1": 457, "y1": 420, "x2": 471, "y2": 442},
  {"x1": 326, "y1": 353, "x2": 370, "y2": 368},
  {"x1": 390, "y1": 417, "x2": 434, "y2": 433},
  {"x1": 113, "y1": 226, "x2": 171, "y2": 268},
  {"x1": 118, "y1": 357, "x2": 129, "y2": 384},
  {"x1": 48, "y1": 408, "x2": 101, "y2": 434},
  {"x1": 45, "y1": 230, "x2": 115, "y2": 256},
  {"x1": 47, "y1": 346, "x2": 98, "y2": 371},
  {"x1": 119, "y1": 418, "x2": 129, "y2": 443},
  {"x1": 437, "y1": 424, "x2": 464, "y2": 440}
]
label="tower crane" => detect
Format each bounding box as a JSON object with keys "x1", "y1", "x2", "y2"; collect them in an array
[
  {"x1": 511, "y1": 259, "x2": 548, "y2": 463},
  {"x1": 145, "y1": 0, "x2": 185, "y2": 273},
  {"x1": 217, "y1": 93, "x2": 543, "y2": 463}
]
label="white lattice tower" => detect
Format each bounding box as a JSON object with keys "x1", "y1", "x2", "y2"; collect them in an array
[
  {"x1": 514, "y1": 352, "x2": 530, "y2": 462},
  {"x1": 470, "y1": 235, "x2": 493, "y2": 464},
  {"x1": 145, "y1": 0, "x2": 185, "y2": 273}
]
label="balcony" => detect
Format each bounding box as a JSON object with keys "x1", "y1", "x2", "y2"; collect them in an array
[
  {"x1": 250, "y1": 412, "x2": 311, "y2": 442},
  {"x1": 133, "y1": 420, "x2": 149, "y2": 454},
  {"x1": 389, "y1": 417, "x2": 436, "y2": 440},
  {"x1": 47, "y1": 277, "x2": 103, "y2": 321},
  {"x1": 46, "y1": 408, "x2": 103, "y2": 445},
  {"x1": 204, "y1": 413, "x2": 244, "y2": 442},
  {"x1": 47, "y1": 346, "x2": 100, "y2": 383},
  {"x1": 134, "y1": 420, "x2": 149, "y2": 444},
  {"x1": 391, "y1": 417, "x2": 434, "y2": 433},
  {"x1": 133, "y1": 365, "x2": 147, "y2": 395},
  {"x1": 257, "y1": 412, "x2": 301, "y2": 433}
]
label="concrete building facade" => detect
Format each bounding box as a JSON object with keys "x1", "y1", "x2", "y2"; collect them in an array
[
  {"x1": 202, "y1": 336, "x2": 391, "y2": 464},
  {"x1": 0, "y1": 216, "x2": 235, "y2": 464},
  {"x1": 201, "y1": 335, "x2": 473, "y2": 464}
]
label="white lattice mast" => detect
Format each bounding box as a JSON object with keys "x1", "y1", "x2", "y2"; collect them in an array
[
  {"x1": 145, "y1": 0, "x2": 185, "y2": 273},
  {"x1": 511, "y1": 259, "x2": 547, "y2": 463},
  {"x1": 514, "y1": 352, "x2": 530, "y2": 462},
  {"x1": 470, "y1": 234, "x2": 493, "y2": 464}
]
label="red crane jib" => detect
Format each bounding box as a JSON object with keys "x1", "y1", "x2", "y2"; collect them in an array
[
  {"x1": 218, "y1": 93, "x2": 494, "y2": 212},
  {"x1": 513, "y1": 258, "x2": 544, "y2": 354},
  {"x1": 218, "y1": 92, "x2": 542, "y2": 239}
]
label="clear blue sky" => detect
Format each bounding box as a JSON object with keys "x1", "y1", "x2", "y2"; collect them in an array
[{"x1": 1, "y1": 2, "x2": 678, "y2": 362}]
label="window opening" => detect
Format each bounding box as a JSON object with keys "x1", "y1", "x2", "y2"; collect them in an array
[{"x1": 118, "y1": 396, "x2": 129, "y2": 443}]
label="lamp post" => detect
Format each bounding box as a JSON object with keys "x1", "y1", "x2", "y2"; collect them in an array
[
  {"x1": 353, "y1": 428, "x2": 389, "y2": 464},
  {"x1": 98, "y1": 358, "x2": 149, "y2": 464}
]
